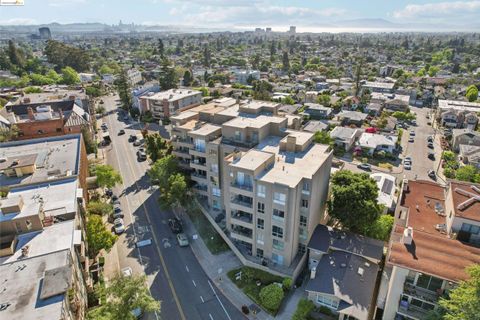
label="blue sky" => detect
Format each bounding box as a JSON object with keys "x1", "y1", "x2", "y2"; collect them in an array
[{"x1": 1, "y1": 0, "x2": 479, "y2": 30}]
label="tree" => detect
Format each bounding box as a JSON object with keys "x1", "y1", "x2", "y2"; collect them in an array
[
  {"x1": 116, "y1": 69, "x2": 132, "y2": 111},
  {"x1": 44, "y1": 40, "x2": 90, "y2": 71},
  {"x1": 282, "y1": 51, "x2": 290, "y2": 72},
  {"x1": 455, "y1": 165, "x2": 480, "y2": 183},
  {"x1": 82, "y1": 127, "x2": 97, "y2": 154},
  {"x1": 88, "y1": 274, "x2": 160, "y2": 320},
  {"x1": 328, "y1": 170, "x2": 382, "y2": 233},
  {"x1": 259, "y1": 283, "x2": 284, "y2": 312},
  {"x1": 443, "y1": 151, "x2": 456, "y2": 162},
  {"x1": 159, "y1": 57, "x2": 177, "y2": 90},
  {"x1": 183, "y1": 70, "x2": 192, "y2": 86},
  {"x1": 282, "y1": 96, "x2": 295, "y2": 105},
  {"x1": 354, "y1": 57, "x2": 364, "y2": 97},
  {"x1": 7, "y1": 40, "x2": 25, "y2": 68},
  {"x1": 158, "y1": 173, "x2": 188, "y2": 210},
  {"x1": 148, "y1": 155, "x2": 179, "y2": 190},
  {"x1": 157, "y1": 38, "x2": 164, "y2": 57},
  {"x1": 203, "y1": 45, "x2": 211, "y2": 67},
  {"x1": 292, "y1": 299, "x2": 315, "y2": 320},
  {"x1": 366, "y1": 214, "x2": 394, "y2": 241},
  {"x1": 313, "y1": 131, "x2": 333, "y2": 145},
  {"x1": 270, "y1": 41, "x2": 276, "y2": 61},
  {"x1": 145, "y1": 133, "x2": 171, "y2": 162},
  {"x1": 61, "y1": 66, "x2": 80, "y2": 85},
  {"x1": 95, "y1": 164, "x2": 123, "y2": 188},
  {"x1": 86, "y1": 214, "x2": 117, "y2": 258},
  {"x1": 0, "y1": 125, "x2": 19, "y2": 142},
  {"x1": 466, "y1": 85, "x2": 479, "y2": 102},
  {"x1": 317, "y1": 94, "x2": 331, "y2": 107},
  {"x1": 87, "y1": 201, "x2": 113, "y2": 216},
  {"x1": 439, "y1": 264, "x2": 480, "y2": 320}
]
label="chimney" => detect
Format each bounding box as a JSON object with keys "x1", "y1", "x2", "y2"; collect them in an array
[
  {"x1": 310, "y1": 266, "x2": 317, "y2": 279},
  {"x1": 286, "y1": 135, "x2": 296, "y2": 152},
  {"x1": 27, "y1": 107, "x2": 35, "y2": 120},
  {"x1": 402, "y1": 226, "x2": 413, "y2": 245}
]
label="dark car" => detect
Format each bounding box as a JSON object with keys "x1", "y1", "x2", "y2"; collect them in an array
[
  {"x1": 105, "y1": 189, "x2": 113, "y2": 197},
  {"x1": 137, "y1": 151, "x2": 147, "y2": 162},
  {"x1": 118, "y1": 129, "x2": 125, "y2": 135},
  {"x1": 168, "y1": 218, "x2": 183, "y2": 234},
  {"x1": 428, "y1": 170, "x2": 436, "y2": 180},
  {"x1": 428, "y1": 152, "x2": 435, "y2": 160},
  {"x1": 128, "y1": 135, "x2": 137, "y2": 142},
  {"x1": 427, "y1": 142, "x2": 434, "y2": 149}
]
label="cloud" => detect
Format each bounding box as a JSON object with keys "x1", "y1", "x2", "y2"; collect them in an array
[
  {"x1": 48, "y1": 0, "x2": 87, "y2": 7},
  {"x1": 393, "y1": 1, "x2": 480, "y2": 19},
  {"x1": 0, "y1": 18, "x2": 36, "y2": 25}
]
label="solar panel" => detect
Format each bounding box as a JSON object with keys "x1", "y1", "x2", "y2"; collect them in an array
[{"x1": 382, "y1": 179, "x2": 394, "y2": 194}]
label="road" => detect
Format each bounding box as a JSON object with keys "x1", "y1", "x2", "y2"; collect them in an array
[
  {"x1": 100, "y1": 94, "x2": 244, "y2": 320},
  {"x1": 340, "y1": 106, "x2": 445, "y2": 183}
]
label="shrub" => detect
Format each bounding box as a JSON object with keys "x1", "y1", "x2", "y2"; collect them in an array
[
  {"x1": 282, "y1": 277, "x2": 293, "y2": 291},
  {"x1": 292, "y1": 299, "x2": 315, "y2": 320},
  {"x1": 259, "y1": 283, "x2": 284, "y2": 312}
]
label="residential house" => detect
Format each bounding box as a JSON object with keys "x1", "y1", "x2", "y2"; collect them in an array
[
  {"x1": 139, "y1": 89, "x2": 202, "y2": 119},
  {"x1": 438, "y1": 100, "x2": 480, "y2": 129},
  {"x1": 362, "y1": 81, "x2": 395, "y2": 93},
  {"x1": 329, "y1": 127, "x2": 360, "y2": 151},
  {"x1": 303, "y1": 120, "x2": 329, "y2": 133},
  {"x1": 381, "y1": 180, "x2": 480, "y2": 320},
  {"x1": 459, "y1": 145, "x2": 480, "y2": 169},
  {"x1": 233, "y1": 70, "x2": 260, "y2": 85},
  {"x1": 365, "y1": 102, "x2": 383, "y2": 116},
  {"x1": 358, "y1": 132, "x2": 397, "y2": 155},
  {"x1": 451, "y1": 129, "x2": 480, "y2": 151},
  {"x1": 303, "y1": 103, "x2": 333, "y2": 120},
  {"x1": 337, "y1": 111, "x2": 368, "y2": 127},
  {"x1": 371, "y1": 173, "x2": 397, "y2": 213},
  {"x1": 306, "y1": 225, "x2": 384, "y2": 320}
]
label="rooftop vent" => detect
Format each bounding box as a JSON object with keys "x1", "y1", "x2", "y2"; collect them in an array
[
  {"x1": 402, "y1": 226, "x2": 414, "y2": 245},
  {"x1": 357, "y1": 267, "x2": 364, "y2": 276}
]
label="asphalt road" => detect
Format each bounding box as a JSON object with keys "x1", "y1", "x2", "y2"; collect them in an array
[{"x1": 100, "y1": 94, "x2": 244, "y2": 320}]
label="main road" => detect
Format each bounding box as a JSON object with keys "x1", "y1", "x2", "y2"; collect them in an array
[{"x1": 100, "y1": 94, "x2": 244, "y2": 320}]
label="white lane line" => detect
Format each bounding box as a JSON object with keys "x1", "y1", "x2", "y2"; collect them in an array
[
  {"x1": 200, "y1": 295, "x2": 204, "y2": 303},
  {"x1": 185, "y1": 265, "x2": 190, "y2": 273},
  {"x1": 192, "y1": 279, "x2": 197, "y2": 287},
  {"x1": 208, "y1": 280, "x2": 231, "y2": 320},
  {"x1": 209, "y1": 314, "x2": 214, "y2": 320}
]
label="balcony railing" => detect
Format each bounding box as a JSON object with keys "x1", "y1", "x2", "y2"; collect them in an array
[
  {"x1": 398, "y1": 304, "x2": 431, "y2": 320},
  {"x1": 403, "y1": 282, "x2": 440, "y2": 303},
  {"x1": 192, "y1": 159, "x2": 207, "y2": 167},
  {"x1": 221, "y1": 138, "x2": 257, "y2": 148},
  {"x1": 193, "y1": 184, "x2": 208, "y2": 192},
  {"x1": 231, "y1": 197, "x2": 253, "y2": 208},
  {"x1": 231, "y1": 225, "x2": 253, "y2": 238},
  {"x1": 191, "y1": 172, "x2": 207, "y2": 179},
  {"x1": 231, "y1": 182, "x2": 253, "y2": 192},
  {"x1": 231, "y1": 211, "x2": 253, "y2": 223}
]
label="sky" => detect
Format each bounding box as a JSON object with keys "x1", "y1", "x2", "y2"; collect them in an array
[{"x1": 0, "y1": 0, "x2": 479, "y2": 30}]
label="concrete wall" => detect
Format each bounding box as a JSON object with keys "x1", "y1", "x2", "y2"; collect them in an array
[{"x1": 382, "y1": 265, "x2": 409, "y2": 320}]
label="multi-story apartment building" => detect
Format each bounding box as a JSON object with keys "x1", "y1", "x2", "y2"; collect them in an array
[
  {"x1": 127, "y1": 68, "x2": 142, "y2": 86},
  {"x1": 380, "y1": 180, "x2": 480, "y2": 320},
  {"x1": 437, "y1": 99, "x2": 480, "y2": 130},
  {"x1": 170, "y1": 98, "x2": 333, "y2": 278},
  {"x1": 140, "y1": 89, "x2": 202, "y2": 119}
]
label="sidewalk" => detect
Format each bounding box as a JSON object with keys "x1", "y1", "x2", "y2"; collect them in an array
[{"x1": 182, "y1": 213, "x2": 275, "y2": 320}]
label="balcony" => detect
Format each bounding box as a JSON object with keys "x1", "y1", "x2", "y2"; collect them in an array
[
  {"x1": 230, "y1": 225, "x2": 253, "y2": 242},
  {"x1": 398, "y1": 304, "x2": 431, "y2": 320},
  {"x1": 172, "y1": 149, "x2": 190, "y2": 159},
  {"x1": 191, "y1": 171, "x2": 207, "y2": 182},
  {"x1": 403, "y1": 282, "x2": 441, "y2": 304},
  {"x1": 222, "y1": 137, "x2": 257, "y2": 148},
  {"x1": 231, "y1": 210, "x2": 253, "y2": 224},
  {"x1": 231, "y1": 195, "x2": 253, "y2": 209},
  {"x1": 230, "y1": 182, "x2": 253, "y2": 192},
  {"x1": 172, "y1": 137, "x2": 193, "y2": 148},
  {"x1": 193, "y1": 184, "x2": 208, "y2": 196}
]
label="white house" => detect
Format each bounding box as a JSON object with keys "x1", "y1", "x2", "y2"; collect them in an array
[{"x1": 358, "y1": 132, "x2": 397, "y2": 155}]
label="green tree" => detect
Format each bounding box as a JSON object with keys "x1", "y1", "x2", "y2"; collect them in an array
[
  {"x1": 328, "y1": 170, "x2": 382, "y2": 233},
  {"x1": 46, "y1": 69, "x2": 62, "y2": 83},
  {"x1": 87, "y1": 201, "x2": 113, "y2": 216},
  {"x1": 159, "y1": 57, "x2": 177, "y2": 90},
  {"x1": 317, "y1": 94, "x2": 331, "y2": 107},
  {"x1": 443, "y1": 151, "x2": 456, "y2": 162},
  {"x1": 145, "y1": 133, "x2": 170, "y2": 162},
  {"x1": 116, "y1": 69, "x2": 132, "y2": 111},
  {"x1": 466, "y1": 85, "x2": 479, "y2": 102},
  {"x1": 95, "y1": 164, "x2": 123, "y2": 188},
  {"x1": 282, "y1": 96, "x2": 295, "y2": 105},
  {"x1": 82, "y1": 127, "x2": 97, "y2": 154},
  {"x1": 86, "y1": 214, "x2": 117, "y2": 258},
  {"x1": 366, "y1": 214, "x2": 394, "y2": 241},
  {"x1": 44, "y1": 40, "x2": 90, "y2": 71},
  {"x1": 282, "y1": 51, "x2": 290, "y2": 72},
  {"x1": 455, "y1": 165, "x2": 480, "y2": 183},
  {"x1": 439, "y1": 264, "x2": 480, "y2": 320},
  {"x1": 7, "y1": 40, "x2": 25, "y2": 68},
  {"x1": 61, "y1": 66, "x2": 80, "y2": 85},
  {"x1": 183, "y1": 70, "x2": 192, "y2": 86},
  {"x1": 292, "y1": 299, "x2": 315, "y2": 320},
  {"x1": 259, "y1": 283, "x2": 284, "y2": 312},
  {"x1": 99, "y1": 65, "x2": 113, "y2": 75},
  {"x1": 0, "y1": 125, "x2": 19, "y2": 142},
  {"x1": 313, "y1": 131, "x2": 333, "y2": 145},
  {"x1": 88, "y1": 274, "x2": 160, "y2": 320},
  {"x1": 148, "y1": 155, "x2": 179, "y2": 190},
  {"x1": 158, "y1": 38, "x2": 164, "y2": 57},
  {"x1": 158, "y1": 173, "x2": 188, "y2": 210}
]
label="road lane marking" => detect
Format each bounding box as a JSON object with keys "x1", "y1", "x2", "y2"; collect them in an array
[
  {"x1": 208, "y1": 280, "x2": 232, "y2": 320},
  {"x1": 185, "y1": 265, "x2": 190, "y2": 273},
  {"x1": 200, "y1": 295, "x2": 204, "y2": 303},
  {"x1": 209, "y1": 314, "x2": 214, "y2": 320},
  {"x1": 120, "y1": 129, "x2": 187, "y2": 320},
  {"x1": 192, "y1": 279, "x2": 197, "y2": 287}
]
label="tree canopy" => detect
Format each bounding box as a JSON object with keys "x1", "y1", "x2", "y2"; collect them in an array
[
  {"x1": 466, "y1": 85, "x2": 479, "y2": 102},
  {"x1": 259, "y1": 283, "x2": 284, "y2": 313},
  {"x1": 86, "y1": 214, "x2": 117, "y2": 258},
  {"x1": 95, "y1": 164, "x2": 123, "y2": 189},
  {"x1": 158, "y1": 173, "x2": 189, "y2": 210},
  {"x1": 148, "y1": 155, "x2": 179, "y2": 190},
  {"x1": 44, "y1": 40, "x2": 90, "y2": 72},
  {"x1": 145, "y1": 133, "x2": 171, "y2": 162},
  {"x1": 159, "y1": 57, "x2": 177, "y2": 90},
  {"x1": 328, "y1": 170, "x2": 382, "y2": 233}
]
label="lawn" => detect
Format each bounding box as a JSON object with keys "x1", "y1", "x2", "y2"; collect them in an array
[
  {"x1": 227, "y1": 266, "x2": 288, "y2": 315},
  {"x1": 186, "y1": 206, "x2": 230, "y2": 255}
]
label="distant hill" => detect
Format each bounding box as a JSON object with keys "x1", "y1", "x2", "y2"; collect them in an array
[{"x1": 334, "y1": 18, "x2": 401, "y2": 29}]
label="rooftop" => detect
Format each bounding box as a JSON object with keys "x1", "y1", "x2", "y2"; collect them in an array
[
  {"x1": 388, "y1": 180, "x2": 480, "y2": 282},
  {"x1": 438, "y1": 99, "x2": 480, "y2": 112},
  {"x1": 450, "y1": 181, "x2": 480, "y2": 222},
  {"x1": 142, "y1": 89, "x2": 201, "y2": 101},
  {"x1": 229, "y1": 150, "x2": 273, "y2": 172},
  {"x1": 363, "y1": 81, "x2": 395, "y2": 89},
  {"x1": 0, "y1": 249, "x2": 72, "y2": 320},
  {"x1": 330, "y1": 126, "x2": 359, "y2": 140},
  {"x1": 358, "y1": 132, "x2": 397, "y2": 148},
  {"x1": 189, "y1": 123, "x2": 222, "y2": 137},
  {"x1": 0, "y1": 134, "x2": 81, "y2": 188},
  {"x1": 371, "y1": 173, "x2": 396, "y2": 209},
  {"x1": 223, "y1": 115, "x2": 285, "y2": 129}
]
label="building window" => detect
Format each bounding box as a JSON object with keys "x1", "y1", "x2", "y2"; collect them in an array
[
  {"x1": 316, "y1": 294, "x2": 339, "y2": 310},
  {"x1": 257, "y1": 218, "x2": 264, "y2": 230},
  {"x1": 271, "y1": 253, "x2": 284, "y2": 265},
  {"x1": 257, "y1": 184, "x2": 266, "y2": 198},
  {"x1": 56, "y1": 128, "x2": 62, "y2": 132},
  {"x1": 212, "y1": 187, "x2": 221, "y2": 197},
  {"x1": 273, "y1": 239, "x2": 284, "y2": 251},
  {"x1": 298, "y1": 243, "x2": 306, "y2": 254},
  {"x1": 257, "y1": 202, "x2": 265, "y2": 214},
  {"x1": 257, "y1": 233, "x2": 264, "y2": 245},
  {"x1": 26, "y1": 220, "x2": 33, "y2": 230},
  {"x1": 37, "y1": 130, "x2": 44, "y2": 134},
  {"x1": 256, "y1": 248, "x2": 264, "y2": 259},
  {"x1": 193, "y1": 138, "x2": 206, "y2": 152},
  {"x1": 209, "y1": 149, "x2": 217, "y2": 155},
  {"x1": 273, "y1": 209, "x2": 285, "y2": 222},
  {"x1": 272, "y1": 226, "x2": 283, "y2": 239},
  {"x1": 299, "y1": 227, "x2": 307, "y2": 240},
  {"x1": 410, "y1": 298, "x2": 436, "y2": 312},
  {"x1": 234, "y1": 131, "x2": 242, "y2": 141},
  {"x1": 301, "y1": 199, "x2": 309, "y2": 209},
  {"x1": 211, "y1": 163, "x2": 218, "y2": 173},
  {"x1": 461, "y1": 223, "x2": 480, "y2": 235},
  {"x1": 416, "y1": 274, "x2": 444, "y2": 292},
  {"x1": 302, "y1": 181, "x2": 310, "y2": 194},
  {"x1": 273, "y1": 192, "x2": 286, "y2": 205},
  {"x1": 300, "y1": 215, "x2": 307, "y2": 227}
]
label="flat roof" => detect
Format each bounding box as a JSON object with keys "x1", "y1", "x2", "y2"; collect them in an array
[
  {"x1": 388, "y1": 180, "x2": 480, "y2": 282},
  {"x1": 371, "y1": 173, "x2": 396, "y2": 209},
  {"x1": 142, "y1": 89, "x2": 201, "y2": 101},
  {"x1": 363, "y1": 81, "x2": 395, "y2": 89},
  {"x1": 189, "y1": 123, "x2": 222, "y2": 137},
  {"x1": 223, "y1": 115, "x2": 285, "y2": 129},
  {"x1": 438, "y1": 99, "x2": 480, "y2": 112},
  {"x1": 170, "y1": 110, "x2": 198, "y2": 121},
  {"x1": 0, "y1": 249, "x2": 71, "y2": 320},
  {"x1": 0, "y1": 178, "x2": 78, "y2": 222},
  {"x1": 230, "y1": 150, "x2": 273, "y2": 172},
  {"x1": 0, "y1": 134, "x2": 81, "y2": 188},
  {"x1": 450, "y1": 181, "x2": 480, "y2": 222}
]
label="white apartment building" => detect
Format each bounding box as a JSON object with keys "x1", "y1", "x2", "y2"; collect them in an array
[
  {"x1": 127, "y1": 68, "x2": 142, "y2": 86},
  {"x1": 140, "y1": 89, "x2": 202, "y2": 119}
]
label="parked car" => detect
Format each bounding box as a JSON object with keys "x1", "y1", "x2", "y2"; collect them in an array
[
  {"x1": 410, "y1": 120, "x2": 417, "y2": 126},
  {"x1": 114, "y1": 218, "x2": 125, "y2": 234},
  {"x1": 118, "y1": 129, "x2": 125, "y2": 135},
  {"x1": 214, "y1": 213, "x2": 225, "y2": 223},
  {"x1": 168, "y1": 218, "x2": 183, "y2": 233},
  {"x1": 408, "y1": 137, "x2": 414, "y2": 143},
  {"x1": 133, "y1": 140, "x2": 143, "y2": 147},
  {"x1": 105, "y1": 188, "x2": 113, "y2": 197},
  {"x1": 427, "y1": 142, "x2": 434, "y2": 149},
  {"x1": 128, "y1": 135, "x2": 137, "y2": 142},
  {"x1": 409, "y1": 130, "x2": 415, "y2": 136},
  {"x1": 404, "y1": 162, "x2": 412, "y2": 170},
  {"x1": 427, "y1": 136, "x2": 433, "y2": 143},
  {"x1": 137, "y1": 151, "x2": 147, "y2": 162},
  {"x1": 123, "y1": 115, "x2": 130, "y2": 121},
  {"x1": 428, "y1": 152, "x2": 435, "y2": 160},
  {"x1": 176, "y1": 233, "x2": 189, "y2": 247},
  {"x1": 111, "y1": 195, "x2": 119, "y2": 202},
  {"x1": 357, "y1": 163, "x2": 372, "y2": 171},
  {"x1": 101, "y1": 123, "x2": 108, "y2": 130},
  {"x1": 428, "y1": 170, "x2": 436, "y2": 180}
]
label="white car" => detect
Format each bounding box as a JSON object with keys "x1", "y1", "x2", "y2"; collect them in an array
[
  {"x1": 114, "y1": 218, "x2": 125, "y2": 234},
  {"x1": 404, "y1": 161, "x2": 412, "y2": 170}
]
